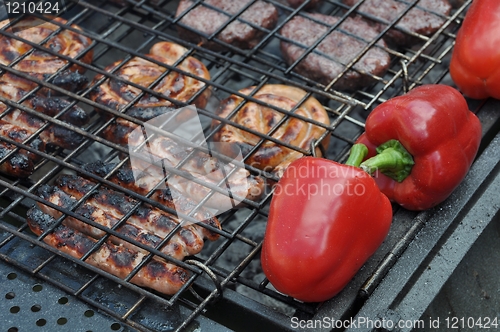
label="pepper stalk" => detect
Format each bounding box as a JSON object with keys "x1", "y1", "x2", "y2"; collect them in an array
[{"x1": 359, "y1": 139, "x2": 415, "y2": 183}]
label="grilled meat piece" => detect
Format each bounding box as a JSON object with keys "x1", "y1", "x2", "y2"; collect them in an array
[
  {"x1": 36, "y1": 183, "x2": 202, "y2": 260},
  {"x1": 100, "y1": 114, "x2": 266, "y2": 209},
  {"x1": 30, "y1": 95, "x2": 88, "y2": 127},
  {"x1": 91, "y1": 41, "x2": 210, "y2": 142},
  {"x1": 54, "y1": 173, "x2": 219, "y2": 242},
  {"x1": 342, "y1": 0, "x2": 452, "y2": 46},
  {"x1": 0, "y1": 73, "x2": 90, "y2": 150},
  {"x1": 82, "y1": 161, "x2": 222, "y2": 240},
  {"x1": 93, "y1": 42, "x2": 211, "y2": 149},
  {"x1": 3, "y1": 108, "x2": 86, "y2": 150},
  {"x1": 27, "y1": 207, "x2": 189, "y2": 295},
  {"x1": 176, "y1": 0, "x2": 278, "y2": 51},
  {"x1": 280, "y1": 14, "x2": 390, "y2": 91},
  {"x1": 0, "y1": 17, "x2": 93, "y2": 93},
  {"x1": 212, "y1": 84, "x2": 330, "y2": 177},
  {"x1": 126, "y1": 130, "x2": 266, "y2": 209},
  {"x1": 0, "y1": 120, "x2": 45, "y2": 177}
]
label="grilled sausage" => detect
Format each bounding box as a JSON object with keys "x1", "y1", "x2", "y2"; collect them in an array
[
  {"x1": 341, "y1": 0, "x2": 452, "y2": 46},
  {"x1": 91, "y1": 41, "x2": 210, "y2": 143},
  {"x1": 175, "y1": 0, "x2": 278, "y2": 51},
  {"x1": 82, "y1": 160, "x2": 222, "y2": 241},
  {"x1": 35, "y1": 184, "x2": 198, "y2": 260},
  {"x1": 0, "y1": 72, "x2": 90, "y2": 150},
  {"x1": 211, "y1": 84, "x2": 330, "y2": 177},
  {"x1": 26, "y1": 207, "x2": 189, "y2": 295},
  {"x1": 0, "y1": 16, "x2": 93, "y2": 93},
  {"x1": 0, "y1": 120, "x2": 45, "y2": 177},
  {"x1": 280, "y1": 14, "x2": 391, "y2": 91},
  {"x1": 126, "y1": 131, "x2": 266, "y2": 209},
  {"x1": 53, "y1": 173, "x2": 216, "y2": 247}
]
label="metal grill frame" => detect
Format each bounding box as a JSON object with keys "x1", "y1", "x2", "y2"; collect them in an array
[{"x1": 0, "y1": 0, "x2": 498, "y2": 331}]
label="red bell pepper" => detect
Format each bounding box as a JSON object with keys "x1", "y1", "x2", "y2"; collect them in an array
[
  {"x1": 449, "y1": 0, "x2": 500, "y2": 99},
  {"x1": 261, "y1": 147, "x2": 392, "y2": 303},
  {"x1": 356, "y1": 84, "x2": 481, "y2": 211}
]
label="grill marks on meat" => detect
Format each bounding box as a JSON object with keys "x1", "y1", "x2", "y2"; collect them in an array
[
  {"x1": 0, "y1": 92, "x2": 89, "y2": 150},
  {"x1": 0, "y1": 75, "x2": 90, "y2": 176},
  {"x1": 176, "y1": 0, "x2": 278, "y2": 51},
  {"x1": 280, "y1": 14, "x2": 390, "y2": 91},
  {"x1": 0, "y1": 17, "x2": 92, "y2": 177},
  {"x1": 26, "y1": 170, "x2": 224, "y2": 295},
  {"x1": 26, "y1": 208, "x2": 189, "y2": 295},
  {"x1": 91, "y1": 42, "x2": 210, "y2": 143},
  {"x1": 54, "y1": 174, "x2": 214, "y2": 246},
  {"x1": 0, "y1": 17, "x2": 93, "y2": 93},
  {"x1": 82, "y1": 161, "x2": 222, "y2": 241},
  {"x1": 0, "y1": 120, "x2": 45, "y2": 177},
  {"x1": 342, "y1": 0, "x2": 452, "y2": 46},
  {"x1": 36, "y1": 182, "x2": 202, "y2": 260},
  {"x1": 126, "y1": 132, "x2": 266, "y2": 210},
  {"x1": 212, "y1": 84, "x2": 330, "y2": 177}
]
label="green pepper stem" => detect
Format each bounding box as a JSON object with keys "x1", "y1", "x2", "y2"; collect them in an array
[
  {"x1": 345, "y1": 143, "x2": 369, "y2": 167},
  {"x1": 360, "y1": 139, "x2": 415, "y2": 183}
]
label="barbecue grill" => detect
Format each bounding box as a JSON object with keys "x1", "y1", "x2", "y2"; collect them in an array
[{"x1": 0, "y1": 0, "x2": 499, "y2": 331}]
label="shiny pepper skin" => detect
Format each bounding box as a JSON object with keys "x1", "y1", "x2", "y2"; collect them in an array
[
  {"x1": 356, "y1": 84, "x2": 482, "y2": 211},
  {"x1": 261, "y1": 157, "x2": 392, "y2": 303},
  {"x1": 449, "y1": 0, "x2": 500, "y2": 99}
]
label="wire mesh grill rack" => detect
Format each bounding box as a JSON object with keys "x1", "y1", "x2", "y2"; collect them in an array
[{"x1": 0, "y1": 0, "x2": 499, "y2": 331}]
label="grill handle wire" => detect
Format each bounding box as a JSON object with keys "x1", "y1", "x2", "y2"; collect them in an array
[{"x1": 185, "y1": 259, "x2": 223, "y2": 303}]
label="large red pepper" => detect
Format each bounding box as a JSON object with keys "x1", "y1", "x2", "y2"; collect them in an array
[
  {"x1": 356, "y1": 84, "x2": 481, "y2": 211},
  {"x1": 449, "y1": 0, "x2": 500, "y2": 99},
  {"x1": 261, "y1": 148, "x2": 392, "y2": 303}
]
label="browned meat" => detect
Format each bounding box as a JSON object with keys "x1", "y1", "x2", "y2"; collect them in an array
[
  {"x1": 280, "y1": 14, "x2": 391, "y2": 91},
  {"x1": 0, "y1": 17, "x2": 93, "y2": 93},
  {"x1": 175, "y1": 0, "x2": 278, "y2": 51},
  {"x1": 54, "y1": 173, "x2": 219, "y2": 244},
  {"x1": 35, "y1": 183, "x2": 201, "y2": 260},
  {"x1": 0, "y1": 73, "x2": 90, "y2": 150},
  {"x1": 90, "y1": 41, "x2": 211, "y2": 143},
  {"x1": 82, "y1": 161, "x2": 222, "y2": 241},
  {"x1": 212, "y1": 84, "x2": 330, "y2": 177},
  {"x1": 2, "y1": 108, "x2": 86, "y2": 150},
  {"x1": 26, "y1": 207, "x2": 189, "y2": 295},
  {"x1": 126, "y1": 132, "x2": 266, "y2": 209},
  {"x1": 0, "y1": 120, "x2": 45, "y2": 177},
  {"x1": 29, "y1": 95, "x2": 89, "y2": 126},
  {"x1": 342, "y1": 0, "x2": 452, "y2": 46},
  {"x1": 91, "y1": 41, "x2": 210, "y2": 116}
]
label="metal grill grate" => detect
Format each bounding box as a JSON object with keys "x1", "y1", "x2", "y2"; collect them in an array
[{"x1": 0, "y1": 0, "x2": 497, "y2": 331}]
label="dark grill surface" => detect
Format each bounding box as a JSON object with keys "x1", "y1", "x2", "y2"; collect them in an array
[{"x1": 0, "y1": 1, "x2": 499, "y2": 331}]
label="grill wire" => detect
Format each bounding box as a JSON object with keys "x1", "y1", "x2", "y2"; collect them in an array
[{"x1": 0, "y1": 0, "x2": 475, "y2": 331}]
